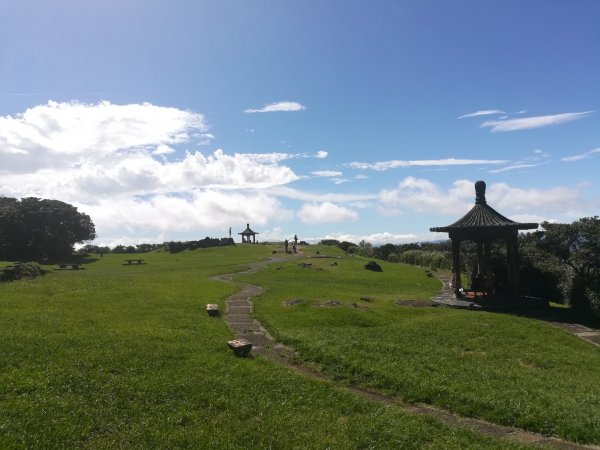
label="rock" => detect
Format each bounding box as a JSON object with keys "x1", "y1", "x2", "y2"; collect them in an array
[
  {"x1": 323, "y1": 300, "x2": 342, "y2": 307},
  {"x1": 285, "y1": 299, "x2": 305, "y2": 306},
  {"x1": 227, "y1": 339, "x2": 252, "y2": 357},
  {"x1": 206, "y1": 304, "x2": 220, "y2": 316},
  {"x1": 394, "y1": 299, "x2": 437, "y2": 307},
  {"x1": 364, "y1": 261, "x2": 382, "y2": 272},
  {"x1": 360, "y1": 296, "x2": 375, "y2": 302}
]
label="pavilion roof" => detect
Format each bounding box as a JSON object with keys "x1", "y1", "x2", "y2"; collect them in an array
[
  {"x1": 238, "y1": 223, "x2": 259, "y2": 235},
  {"x1": 430, "y1": 181, "x2": 538, "y2": 233}
]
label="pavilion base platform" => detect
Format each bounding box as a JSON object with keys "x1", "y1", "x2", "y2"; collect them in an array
[{"x1": 433, "y1": 293, "x2": 549, "y2": 312}]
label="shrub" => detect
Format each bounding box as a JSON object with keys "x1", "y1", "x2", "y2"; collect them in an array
[{"x1": 0, "y1": 263, "x2": 46, "y2": 282}]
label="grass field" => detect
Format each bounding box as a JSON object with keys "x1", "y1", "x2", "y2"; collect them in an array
[
  {"x1": 0, "y1": 246, "x2": 530, "y2": 449},
  {"x1": 238, "y1": 245, "x2": 600, "y2": 445}
]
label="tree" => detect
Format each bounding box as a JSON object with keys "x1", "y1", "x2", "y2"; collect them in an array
[
  {"x1": 536, "y1": 217, "x2": 600, "y2": 320},
  {"x1": 374, "y1": 243, "x2": 397, "y2": 261},
  {"x1": 0, "y1": 197, "x2": 96, "y2": 261}
]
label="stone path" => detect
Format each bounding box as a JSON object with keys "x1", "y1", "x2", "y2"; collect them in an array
[{"x1": 213, "y1": 255, "x2": 599, "y2": 449}]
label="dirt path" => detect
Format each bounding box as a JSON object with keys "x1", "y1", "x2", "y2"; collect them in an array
[{"x1": 213, "y1": 254, "x2": 599, "y2": 449}]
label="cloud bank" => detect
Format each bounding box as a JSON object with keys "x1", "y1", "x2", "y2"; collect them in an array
[
  {"x1": 0, "y1": 101, "x2": 306, "y2": 243},
  {"x1": 378, "y1": 177, "x2": 585, "y2": 217},
  {"x1": 297, "y1": 202, "x2": 358, "y2": 224}
]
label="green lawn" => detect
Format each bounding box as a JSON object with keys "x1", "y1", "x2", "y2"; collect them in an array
[
  {"x1": 240, "y1": 245, "x2": 600, "y2": 444},
  {"x1": 0, "y1": 246, "x2": 525, "y2": 449}
]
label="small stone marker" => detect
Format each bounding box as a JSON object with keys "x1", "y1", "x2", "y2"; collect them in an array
[
  {"x1": 206, "y1": 304, "x2": 220, "y2": 317},
  {"x1": 227, "y1": 339, "x2": 252, "y2": 357},
  {"x1": 285, "y1": 298, "x2": 305, "y2": 306}
]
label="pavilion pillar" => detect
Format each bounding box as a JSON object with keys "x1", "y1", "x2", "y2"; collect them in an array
[
  {"x1": 476, "y1": 242, "x2": 484, "y2": 277},
  {"x1": 253, "y1": 234, "x2": 256, "y2": 243},
  {"x1": 506, "y1": 234, "x2": 520, "y2": 296},
  {"x1": 451, "y1": 238, "x2": 462, "y2": 297},
  {"x1": 484, "y1": 240, "x2": 493, "y2": 292}
]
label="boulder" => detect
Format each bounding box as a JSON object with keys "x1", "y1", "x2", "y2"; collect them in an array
[{"x1": 364, "y1": 261, "x2": 382, "y2": 272}]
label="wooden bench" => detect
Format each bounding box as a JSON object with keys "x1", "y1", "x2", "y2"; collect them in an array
[
  {"x1": 57, "y1": 263, "x2": 80, "y2": 270},
  {"x1": 124, "y1": 259, "x2": 146, "y2": 265}
]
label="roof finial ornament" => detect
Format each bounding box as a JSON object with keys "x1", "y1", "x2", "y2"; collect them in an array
[{"x1": 475, "y1": 180, "x2": 487, "y2": 205}]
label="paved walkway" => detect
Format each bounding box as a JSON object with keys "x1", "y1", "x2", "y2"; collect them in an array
[{"x1": 214, "y1": 255, "x2": 599, "y2": 449}]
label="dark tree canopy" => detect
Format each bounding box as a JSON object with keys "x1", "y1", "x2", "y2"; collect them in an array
[
  {"x1": 0, "y1": 197, "x2": 96, "y2": 261},
  {"x1": 537, "y1": 217, "x2": 600, "y2": 281}
]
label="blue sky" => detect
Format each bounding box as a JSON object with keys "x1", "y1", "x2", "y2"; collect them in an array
[{"x1": 1, "y1": 0, "x2": 599, "y2": 246}]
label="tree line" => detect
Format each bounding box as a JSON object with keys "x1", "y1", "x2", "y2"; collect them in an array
[{"x1": 79, "y1": 237, "x2": 235, "y2": 255}]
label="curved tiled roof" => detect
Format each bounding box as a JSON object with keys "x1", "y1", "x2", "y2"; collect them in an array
[
  {"x1": 238, "y1": 223, "x2": 259, "y2": 235},
  {"x1": 430, "y1": 181, "x2": 538, "y2": 233}
]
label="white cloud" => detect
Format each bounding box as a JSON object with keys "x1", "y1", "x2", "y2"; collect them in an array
[
  {"x1": 488, "y1": 164, "x2": 538, "y2": 173},
  {"x1": 311, "y1": 170, "x2": 343, "y2": 177},
  {"x1": 153, "y1": 144, "x2": 176, "y2": 155},
  {"x1": 347, "y1": 158, "x2": 507, "y2": 171},
  {"x1": 297, "y1": 202, "x2": 358, "y2": 224},
  {"x1": 377, "y1": 177, "x2": 587, "y2": 217},
  {"x1": 244, "y1": 150, "x2": 328, "y2": 163},
  {"x1": 486, "y1": 182, "x2": 582, "y2": 214},
  {"x1": 481, "y1": 111, "x2": 594, "y2": 132},
  {"x1": 0, "y1": 101, "x2": 309, "y2": 245},
  {"x1": 458, "y1": 109, "x2": 505, "y2": 119},
  {"x1": 509, "y1": 214, "x2": 558, "y2": 225},
  {"x1": 561, "y1": 147, "x2": 600, "y2": 162},
  {"x1": 0, "y1": 148, "x2": 300, "y2": 203},
  {"x1": 81, "y1": 190, "x2": 291, "y2": 238},
  {"x1": 307, "y1": 231, "x2": 435, "y2": 246},
  {"x1": 244, "y1": 101, "x2": 306, "y2": 113},
  {"x1": 271, "y1": 186, "x2": 377, "y2": 203},
  {"x1": 0, "y1": 100, "x2": 211, "y2": 173},
  {"x1": 332, "y1": 178, "x2": 351, "y2": 185},
  {"x1": 379, "y1": 177, "x2": 473, "y2": 215}
]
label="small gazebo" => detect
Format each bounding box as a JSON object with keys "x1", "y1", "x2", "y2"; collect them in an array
[
  {"x1": 238, "y1": 223, "x2": 258, "y2": 244},
  {"x1": 430, "y1": 181, "x2": 538, "y2": 298}
]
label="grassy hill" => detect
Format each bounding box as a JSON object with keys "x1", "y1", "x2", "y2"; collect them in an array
[{"x1": 0, "y1": 245, "x2": 596, "y2": 447}]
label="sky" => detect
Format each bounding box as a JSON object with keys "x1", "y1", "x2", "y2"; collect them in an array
[{"x1": 1, "y1": 0, "x2": 599, "y2": 247}]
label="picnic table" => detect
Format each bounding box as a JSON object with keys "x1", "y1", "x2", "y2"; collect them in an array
[
  {"x1": 124, "y1": 259, "x2": 146, "y2": 265},
  {"x1": 57, "y1": 263, "x2": 80, "y2": 270}
]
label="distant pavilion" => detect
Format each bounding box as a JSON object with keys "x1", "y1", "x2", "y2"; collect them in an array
[
  {"x1": 430, "y1": 181, "x2": 538, "y2": 298},
  {"x1": 238, "y1": 223, "x2": 258, "y2": 244}
]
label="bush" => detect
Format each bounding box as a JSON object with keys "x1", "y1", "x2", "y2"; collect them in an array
[
  {"x1": 364, "y1": 260, "x2": 382, "y2": 272},
  {"x1": 0, "y1": 263, "x2": 46, "y2": 282},
  {"x1": 398, "y1": 250, "x2": 450, "y2": 270}
]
